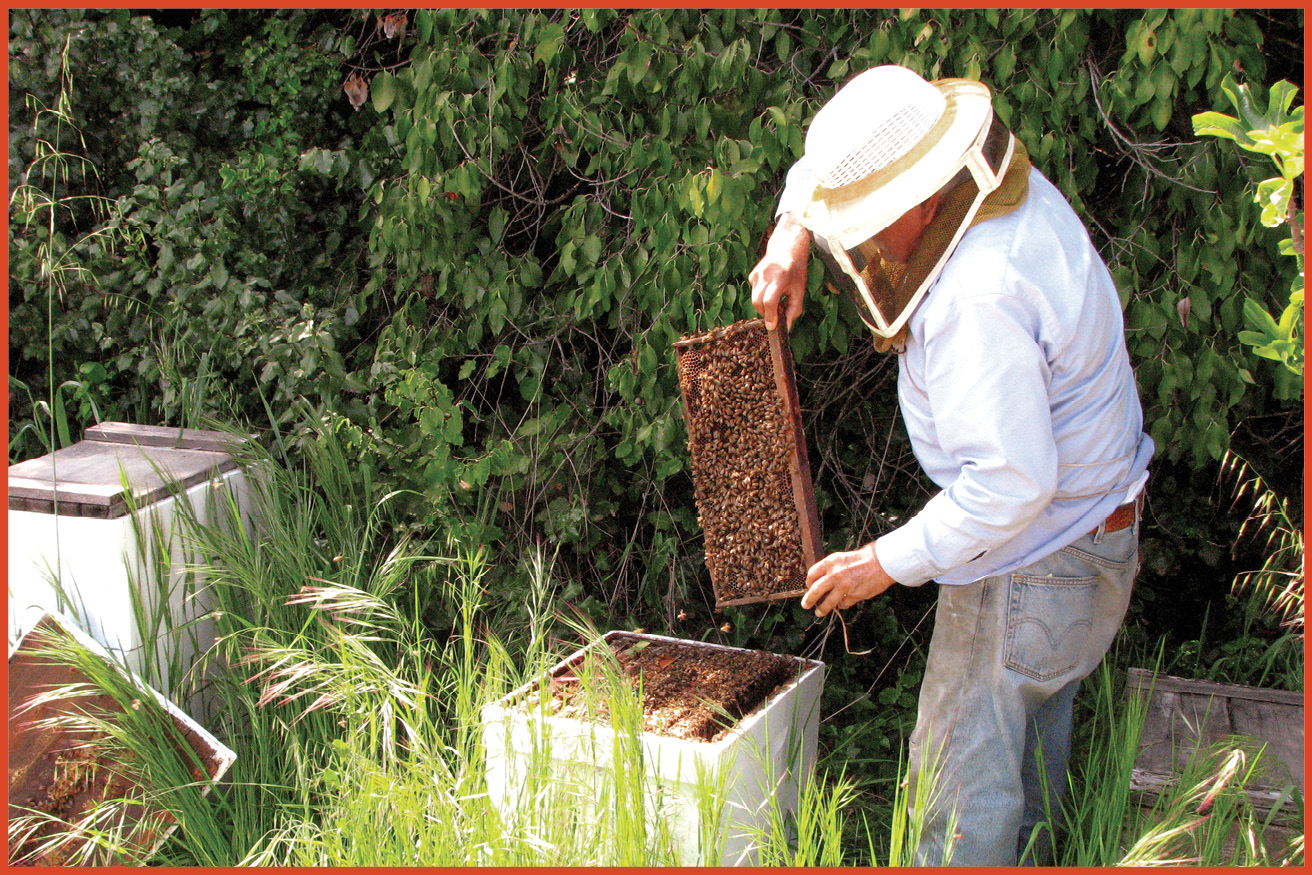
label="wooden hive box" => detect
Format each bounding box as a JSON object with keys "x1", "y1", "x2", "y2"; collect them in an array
[
  {"x1": 8, "y1": 422, "x2": 254, "y2": 718},
  {"x1": 1127, "y1": 667, "x2": 1304, "y2": 814},
  {"x1": 482, "y1": 630, "x2": 824, "y2": 865},
  {"x1": 8, "y1": 612, "x2": 236, "y2": 865}
]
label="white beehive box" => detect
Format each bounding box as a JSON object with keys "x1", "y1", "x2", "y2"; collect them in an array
[
  {"x1": 8, "y1": 422, "x2": 252, "y2": 719},
  {"x1": 482, "y1": 630, "x2": 824, "y2": 865}
]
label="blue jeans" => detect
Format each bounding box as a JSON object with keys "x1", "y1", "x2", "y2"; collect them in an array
[{"x1": 908, "y1": 516, "x2": 1139, "y2": 866}]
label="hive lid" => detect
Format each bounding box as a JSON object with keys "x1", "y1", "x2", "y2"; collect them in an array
[{"x1": 7, "y1": 423, "x2": 245, "y2": 519}]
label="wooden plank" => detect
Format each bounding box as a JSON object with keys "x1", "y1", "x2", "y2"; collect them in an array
[
  {"x1": 1229, "y1": 696, "x2": 1305, "y2": 791},
  {"x1": 1127, "y1": 668, "x2": 1305, "y2": 811},
  {"x1": 7, "y1": 477, "x2": 125, "y2": 517},
  {"x1": 767, "y1": 319, "x2": 824, "y2": 572},
  {"x1": 1128, "y1": 667, "x2": 1303, "y2": 706},
  {"x1": 9, "y1": 441, "x2": 238, "y2": 518},
  {"x1": 715, "y1": 589, "x2": 809, "y2": 608},
  {"x1": 83, "y1": 422, "x2": 248, "y2": 454}
]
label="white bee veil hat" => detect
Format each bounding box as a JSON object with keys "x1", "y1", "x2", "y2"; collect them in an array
[{"x1": 798, "y1": 65, "x2": 1017, "y2": 339}]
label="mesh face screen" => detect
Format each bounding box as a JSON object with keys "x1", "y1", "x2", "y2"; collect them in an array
[
  {"x1": 855, "y1": 178, "x2": 979, "y2": 329},
  {"x1": 674, "y1": 319, "x2": 815, "y2": 606},
  {"x1": 827, "y1": 116, "x2": 1016, "y2": 335}
]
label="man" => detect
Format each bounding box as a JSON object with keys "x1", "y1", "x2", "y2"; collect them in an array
[{"x1": 749, "y1": 65, "x2": 1154, "y2": 866}]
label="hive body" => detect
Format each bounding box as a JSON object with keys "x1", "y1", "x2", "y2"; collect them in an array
[{"x1": 675, "y1": 319, "x2": 821, "y2": 606}]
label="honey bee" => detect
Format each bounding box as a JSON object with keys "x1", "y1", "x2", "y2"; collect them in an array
[{"x1": 676, "y1": 319, "x2": 807, "y2": 603}]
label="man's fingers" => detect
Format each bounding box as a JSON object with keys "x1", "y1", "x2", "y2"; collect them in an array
[
  {"x1": 801, "y1": 567, "x2": 836, "y2": 609},
  {"x1": 816, "y1": 587, "x2": 847, "y2": 617},
  {"x1": 750, "y1": 267, "x2": 782, "y2": 330},
  {"x1": 785, "y1": 283, "x2": 806, "y2": 331}
]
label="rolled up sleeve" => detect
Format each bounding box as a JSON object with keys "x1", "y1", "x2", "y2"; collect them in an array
[{"x1": 776, "y1": 154, "x2": 816, "y2": 218}]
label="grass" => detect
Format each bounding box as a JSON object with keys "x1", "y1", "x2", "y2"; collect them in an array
[
  {"x1": 7, "y1": 419, "x2": 1304, "y2": 866},
  {"x1": 1057, "y1": 654, "x2": 1304, "y2": 866}
]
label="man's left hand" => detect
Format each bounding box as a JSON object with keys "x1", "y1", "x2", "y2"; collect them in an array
[{"x1": 801, "y1": 543, "x2": 897, "y2": 617}]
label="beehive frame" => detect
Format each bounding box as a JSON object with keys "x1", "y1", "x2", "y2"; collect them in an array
[{"x1": 674, "y1": 318, "x2": 822, "y2": 607}]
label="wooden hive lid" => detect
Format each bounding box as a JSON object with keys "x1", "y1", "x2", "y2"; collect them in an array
[{"x1": 8, "y1": 423, "x2": 247, "y2": 519}]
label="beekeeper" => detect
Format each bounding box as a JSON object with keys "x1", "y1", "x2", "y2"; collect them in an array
[{"x1": 749, "y1": 65, "x2": 1154, "y2": 866}]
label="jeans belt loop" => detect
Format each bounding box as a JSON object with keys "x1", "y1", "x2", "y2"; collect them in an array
[{"x1": 1092, "y1": 492, "x2": 1145, "y2": 545}]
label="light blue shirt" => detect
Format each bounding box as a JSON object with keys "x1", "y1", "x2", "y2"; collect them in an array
[{"x1": 781, "y1": 167, "x2": 1154, "y2": 585}]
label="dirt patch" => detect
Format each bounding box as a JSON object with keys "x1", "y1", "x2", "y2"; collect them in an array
[
  {"x1": 7, "y1": 617, "x2": 218, "y2": 866},
  {"x1": 528, "y1": 633, "x2": 802, "y2": 743}
]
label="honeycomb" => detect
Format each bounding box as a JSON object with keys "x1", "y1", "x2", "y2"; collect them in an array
[{"x1": 675, "y1": 318, "x2": 821, "y2": 606}]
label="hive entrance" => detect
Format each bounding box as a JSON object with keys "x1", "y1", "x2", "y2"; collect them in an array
[{"x1": 675, "y1": 318, "x2": 821, "y2": 607}]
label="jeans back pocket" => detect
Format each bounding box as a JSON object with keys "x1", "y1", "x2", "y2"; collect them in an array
[{"x1": 1004, "y1": 574, "x2": 1097, "y2": 682}]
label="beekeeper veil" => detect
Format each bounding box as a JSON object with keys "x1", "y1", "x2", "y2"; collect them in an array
[{"x1": 798, "y1": 66, "x2": 1029, "y2": 344}]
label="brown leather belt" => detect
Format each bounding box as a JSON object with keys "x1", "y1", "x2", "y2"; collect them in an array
[{"x1": 1091, "y1": 494, "x2": 1143, "y2": 537}]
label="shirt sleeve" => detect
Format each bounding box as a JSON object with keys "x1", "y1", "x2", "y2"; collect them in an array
[
  {"x1": 776, "y1": 153, "x2": 816, "y2": 218},
  {"x1": 875, "y1": 290, "x2": 1059, "y2": 586}
]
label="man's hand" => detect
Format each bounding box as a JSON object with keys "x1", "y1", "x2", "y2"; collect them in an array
[
  {"x1": 801, "y1": 542, "x2": 897, "y2": 617},
  {"x1": 750, "y1": 212, "x2": 811, "y2": 331}
]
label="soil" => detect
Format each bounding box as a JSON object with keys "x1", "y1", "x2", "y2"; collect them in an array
[
  {"x1": 8, "y1": 741, "x2": 151, "y2": 867},
  {"x1": 7, "y1": 617, "x2": 211, "y2": 867},
  {"x1": 529, "y1": 633, "x2": 802, "y2": 743}
]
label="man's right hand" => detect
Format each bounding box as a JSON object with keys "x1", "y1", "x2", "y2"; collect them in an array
[{"x1": 749, "y1": 212, "x2": 811, "y2": 332}]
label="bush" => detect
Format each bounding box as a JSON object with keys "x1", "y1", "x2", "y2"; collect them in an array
[{"x1": 7, "y1": 9, "x2": 1303, "y2": 701}]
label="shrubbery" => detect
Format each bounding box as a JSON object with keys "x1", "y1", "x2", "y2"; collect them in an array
[{"x1": 8, "y1": 9, "x2": 1303, "y2": 709}]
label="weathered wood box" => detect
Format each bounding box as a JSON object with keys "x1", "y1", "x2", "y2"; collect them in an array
[
  {"x1": 8, "y1": 423, "x2": 253, "y2": 718},
  {"x1": 1127, "y1": 667, "x2": 1304, "y2": 813}
]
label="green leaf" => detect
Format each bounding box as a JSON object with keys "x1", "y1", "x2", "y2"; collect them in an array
[
  {"x1": 519, "y1": 258, "x2": 543, "y2": 288},
  {"x1": 687, "y1": 178, "x2": 704, "y2": 217},
  {"x1": 627, "y1": 40, "x2": 653, "y2": 85},
  {"x1": 372, "y1": 73, "x2": 397, "y2": 113},
  {"x1": 489, "y1": 206, "x2": 508, "y2": 244},
  {"x1": 1151, "y1": 97, "x2": 1172, "y2": 131},
  {"x1": 1255, "y1": 177, "x2": 1292, "y2": 227},
  {"x1": 705, "y1": 171, "x2": 722, "y2": 204},
  {"x1": 534, "y1": 23, "x2": 565, "y2": 65},
  {"x1": 414, "y1": 56, "x2": 434, "y2": 93},
  {"x1": 638, "y1": 344, "x2": 657, "y2": 376},
  {"x1": 581, "y1": 235, "x2": 602, "y2": 264},
  {"x1": 53, "y1": 390, "x2": 71, "y2": 449},
  {"x1": 1242, "y1": 297, "x2": 1280, "y2": 334},
  {"x1": 1136, "y1": 26, "x2": 1158, "y2": 65},
  {"x1": 1191, "y1": 110, "x2": 1246, "y2": 141}
]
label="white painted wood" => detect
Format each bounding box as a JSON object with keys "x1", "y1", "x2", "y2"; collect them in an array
[
  {"x1": 482, "y1": 631, "x2": 824, "y2": 865},
  {"x1": 8, "y1": 461, "x2": 254, "y2": 722},
  {"x1": 8, "y1": 611, "x2": 236, "y2": 864}
]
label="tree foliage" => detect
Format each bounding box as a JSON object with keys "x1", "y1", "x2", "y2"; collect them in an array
[
  {"x1": 1193, "y1": 75, "x2": 1304, "y2": 377},
  {"x1": 7, "y1": 9, "x2": 1304, "y2": 659}
]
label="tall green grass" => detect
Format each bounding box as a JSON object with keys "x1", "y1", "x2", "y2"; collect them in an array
[
  {"x1": 10, "y1": 419, "x2": 1303, "y2": 866},
  {"x1": 1057, "y1": 658, "x2": 1304, "y2": 866}
]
